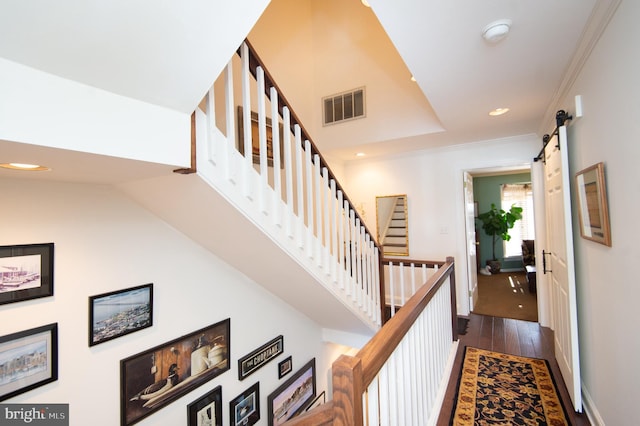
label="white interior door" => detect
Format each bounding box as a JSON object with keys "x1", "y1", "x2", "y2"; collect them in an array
[
  {"x1": 464, "y1": 172, "x2": 478, "y2": 311},
  {"x1": 543, "y1": 125, "x2": 582, "y2": 412}
]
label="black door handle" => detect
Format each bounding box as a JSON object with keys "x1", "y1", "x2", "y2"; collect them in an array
[{"x1": 543, "y1": 250, "x2": 552, "y2": 274}]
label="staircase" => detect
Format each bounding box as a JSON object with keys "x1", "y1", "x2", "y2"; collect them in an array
[{"x1": 381, "y1": 196, "x2": 407, "y2": 254}]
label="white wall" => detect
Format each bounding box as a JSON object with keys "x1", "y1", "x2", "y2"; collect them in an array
[
  {"x1": 343, "y1": 134, "x2": 540, "y2": 315},
  {"x1": 553, "y1": 0, "x2": 640, "y2": 423},
  {"x1": 0, "y1": 58, "x2": 191, "y2": 168},
  {"x1": 0, "y1": 178, "x2": 331, "y2": 426}
]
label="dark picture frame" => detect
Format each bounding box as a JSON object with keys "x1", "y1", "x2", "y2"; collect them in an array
[
  {"x1": 120, "y1": 318, "x2": 230, "y2": 426},
  {"x1": 278, "y1": 356, "x2": 292, "y2": 379},
  {"x1": 237, "y1": 106, "x2": 284, "y2": 168},
  {"x1": 0, "y1": 323, "x2": 58, "y2": 402},
  {"x1": 0, "y1": 243, "x2": 54, "y2": 306},
  {"x1": 267, "y1": 358, "x2": 316, "y2": 426},
  {"x1": 89, "y1": 283, "x2": 153, "y2": 346},
  {"x1": 188, "y1": 385, "x2": 223, "y2": 426},
  {"x1": 305, "y1": 390, "x2": 325, "y2": 412},
  {"x1": 230, "y1": 382, "x2": 260, "y2": 426},
  {"x1": 238, "y1": 335, "x2": 284, "y2": 380},
  {"x1": 575, "y1": 162, "x2": 612, "y2": 246}
]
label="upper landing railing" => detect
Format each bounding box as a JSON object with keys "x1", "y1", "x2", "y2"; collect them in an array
[{"x1": 188, "y1": 40, "x2": 384, "y2": 329}]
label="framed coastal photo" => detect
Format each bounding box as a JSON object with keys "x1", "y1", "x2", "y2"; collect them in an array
[
  {"x1": 0, "y1": 323, "x2": 58, "y2": 402},
  {"x1": 0, "y1": 243, "x2": 54, "y2": 306},
  {"x1": 267, "y1": 358, "x2": 316, "y2": 426},
  {"x1": 120, "y1": 318, "x2": 230, "y2": 426},
  {"x1": 188, "y1": 385, "x2": 222, "y2": 426},
  {"x1": 89, "y1": 283, "x2": 153, "y2": 346},
  {"x1": 230, "y1": 382, "x2": 260, "y2": 426},
  {"x1": 575, "y1": 162, "x2": 612, "y2": 246}
]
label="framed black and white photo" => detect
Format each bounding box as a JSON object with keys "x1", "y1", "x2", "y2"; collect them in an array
[
  {"x1": 267, "y1": 358, "x2": 316, "y2": 426},
  {"x1": 0, "y1": 243, "x2": 54, "y2": 306},
  {"x1": 188, "y1": 385, "x2": 222, "y2": 426},
  {"x1": 230, "y1": 382, "x2": 260, "y2": 426},
  {"x1": 120, "y1": 318, "x2": 230, "y2": 426},
  {"x1": 0, "y1": 323, "x2": 58, "y2": 402},
  {"x1": 89, "y1": 283, "x2": 153, "y2": 346}
]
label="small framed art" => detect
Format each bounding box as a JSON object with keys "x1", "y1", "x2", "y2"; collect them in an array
[
  {"x1": 230, "y1": 382, "x2": 260, "y2": 426},
  {"x1": 0, "y1": 323, "x2": 58, "y2": 402},
  {"x1": 0, "y1": 243, "x2": 54, "y2": 306},
  {"x1": 188, "y1": 385, "x2": 222, "y2": 426},
  {"x1": 575, "y1": 162, "x2": 612, "y2": 246},
  {"x1": 278, "y1": 356, "x2": 292, "y2": 379},
  {"x1": 89, "y1": 283, "x2": 153, "y2": 346}
]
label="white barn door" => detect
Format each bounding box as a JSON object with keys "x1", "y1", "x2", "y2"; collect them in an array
[{"x1": 543, "y1": 124, "x2": 582, "y2": 412}]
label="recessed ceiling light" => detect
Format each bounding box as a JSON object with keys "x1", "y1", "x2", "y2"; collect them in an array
[
  {"x1": 410, "y1": 75, "x2": 416, "y2": 82},
  {"x1": 489, "y1": 108, "x2": 510, "y2": 116},
  {"x1": 355, "y1": 152, "x2": 366, "y2": 157},
  {"x1": 482, "y1": 19, "x2": 512, "y2": 43},
  {"x1": 361, "y1": 0, "x2": 371, "y2": 7},
  {"x1": 0, "y1": 162, "x2": 51, "y2": 171}
]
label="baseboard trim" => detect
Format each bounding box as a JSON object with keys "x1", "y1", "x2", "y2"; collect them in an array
[{"x1": 581, "y1": 385, "x2": 605, "y2": 426}]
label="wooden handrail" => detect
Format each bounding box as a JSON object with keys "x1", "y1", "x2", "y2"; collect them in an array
[{"x1": 283, "y1": 257, "x2": 456, "y2": 426}]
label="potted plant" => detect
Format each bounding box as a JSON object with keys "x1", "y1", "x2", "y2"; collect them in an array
[{"x1": 477, "y1": 203, "x2": 523, "y2": 274}]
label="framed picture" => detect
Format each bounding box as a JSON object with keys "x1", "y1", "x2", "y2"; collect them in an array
[
  {"x1": 305, "y1": 390, "x2": 325, "y2": 412},
  {"x1": 120, "y1": 318, "x2": 230, "y2": 426},
  {"x1": 0, "y1": 243, "x2": 54, "y2": 306},
  {"x1": 278, "y1": 356, "x2": 292, "y2": 379},
  {"x1": 238, "y1": 335, "x2": 284, "y2": 380},
  {"x1": 89, "y1": 283, "x2": 153, "y2": 346},
  {"x1": 267, "y1": 358, "x2": 316, "y2": 426},
  {"x1": 188, "y1": 385, "x2": 222, "y2": 426},
  {"x1": 230, "y1": 382, "x2": 260, "y2": 426},
  {"x1": 0, "y1": 323, "x2": 58, "y2": 402},
  {"x1": 575, "y1": 162, "x2": 612, "y2": 246},
  {"x1": 237, "y1": 106, "x2": 284, "y2": 168}
]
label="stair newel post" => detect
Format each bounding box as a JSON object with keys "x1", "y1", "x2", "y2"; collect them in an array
[
  {"x1": 332, "y1": 355, "x2": 364, "y2": 426},
  {"x1": 447, "y1": 256, "x2": 458, "y2": 341}
]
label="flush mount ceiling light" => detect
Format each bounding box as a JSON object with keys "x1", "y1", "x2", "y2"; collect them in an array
[
  {"x1": 489, "y1": 107, "x2": 510, "y2": 116},
  {"x1": 482, "y1": 19, "x2": 512, "y2": 43},
  {"x1": 0, "y1": 162, "x2": 51, "y2": 171}
]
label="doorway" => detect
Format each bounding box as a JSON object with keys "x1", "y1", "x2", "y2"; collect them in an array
[{"x1": 465, "y1": 167, "x2": 539, "y2": 322}]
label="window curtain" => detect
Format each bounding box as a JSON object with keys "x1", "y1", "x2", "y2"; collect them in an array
[{"x1": 501, "y1": 183, "x2": 534, "y2": 257}]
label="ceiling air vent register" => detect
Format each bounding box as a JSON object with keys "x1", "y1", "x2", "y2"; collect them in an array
[{"x1": 323, "y1": 87, "x2": 365, "y2": 126}]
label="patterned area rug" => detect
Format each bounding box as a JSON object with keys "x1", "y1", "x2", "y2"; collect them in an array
[{"x1": 452, "y1": 347, "x2": 569, "y2": 425}]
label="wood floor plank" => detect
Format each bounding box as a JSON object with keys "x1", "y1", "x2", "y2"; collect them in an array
[
  {"x1": 504, "y1": 318, "x2": 521, "y2": 355},
  {"x1": 492, "y1": 316, "x2": 505, "y2": 353}
]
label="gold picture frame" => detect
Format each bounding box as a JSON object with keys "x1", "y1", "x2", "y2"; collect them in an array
[
  {"x1": 237, "y1": 106, "x2": 284, "y2": 168},
  {"x1": 575, "y1": 162, "x2": 611, "y2": 246}
]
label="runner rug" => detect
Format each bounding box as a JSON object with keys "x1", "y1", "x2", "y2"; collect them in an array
[{"x1": 452, "y1": 347, "x2": 569, "y2": 425}]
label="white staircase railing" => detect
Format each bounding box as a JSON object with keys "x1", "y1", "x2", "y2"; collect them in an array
[{"x1": 192, "y1": 41, "x2": 382, "y2": 330}]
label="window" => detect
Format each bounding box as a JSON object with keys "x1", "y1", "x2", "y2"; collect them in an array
[{"x1": 501, "y1": 183, "x2": 534, "y2": 258}]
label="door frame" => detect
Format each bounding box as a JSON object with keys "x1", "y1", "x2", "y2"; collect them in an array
[{"x1": 462, "y1": 164, "x2": 545, "y2": 322}]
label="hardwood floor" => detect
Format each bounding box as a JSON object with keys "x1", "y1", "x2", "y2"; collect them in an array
[{"x1": 437, "y1": 314, "x2": 590, "y2": 425}]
